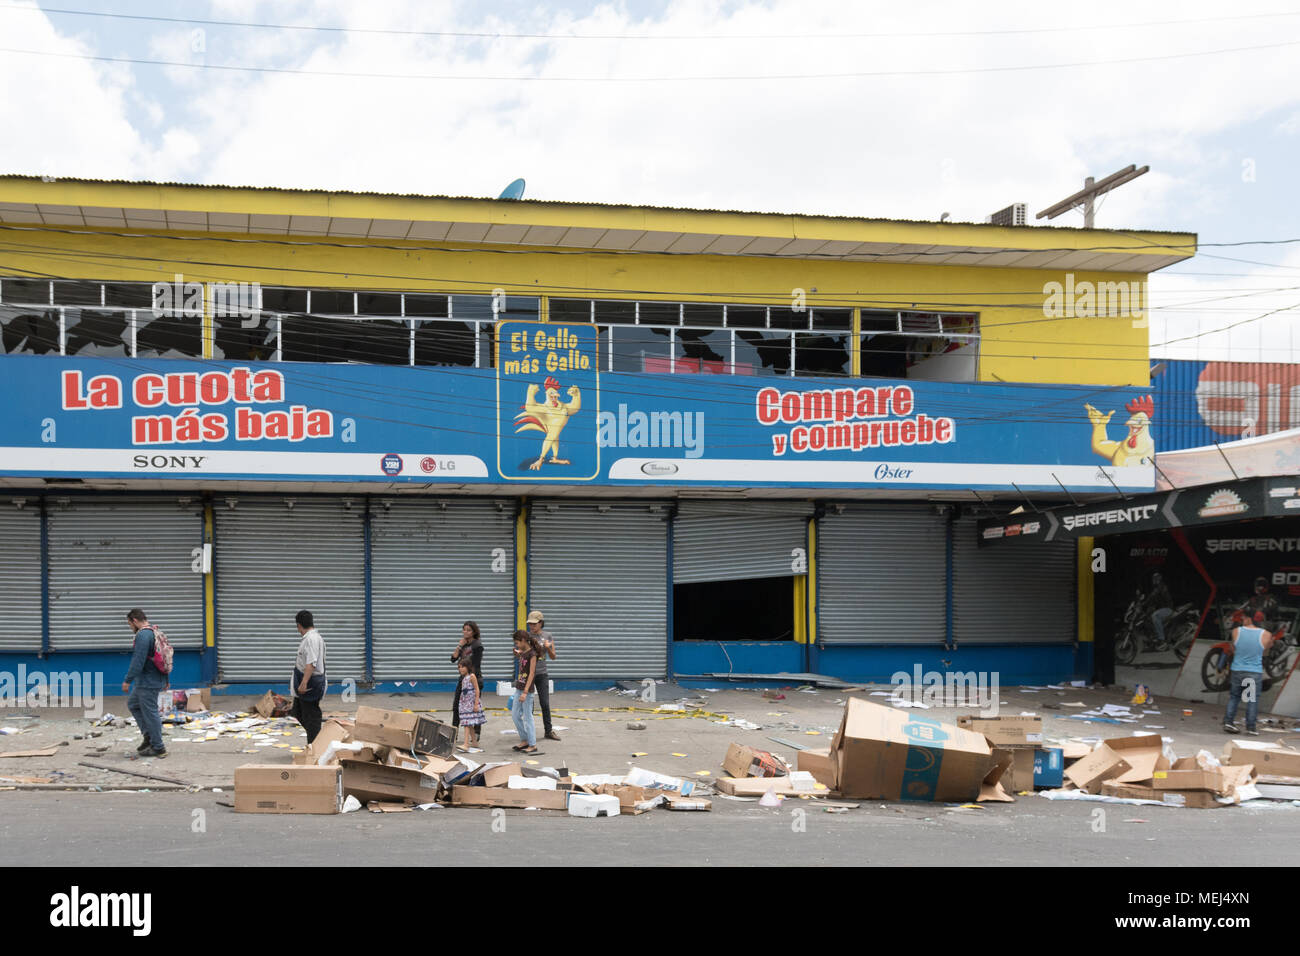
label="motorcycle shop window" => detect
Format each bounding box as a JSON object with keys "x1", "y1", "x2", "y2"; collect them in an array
[
  {"x1": 796, "y1": 308, "x2": 852, "y2": 377},
  {"x1": 282, "y1": 313, "x2": 409, "y2": 365},
  {"x1": 213, "y1": 312, "x2": 279, "y2": 362},
  {"x1": 64, "y1": 308, "x2": 132, "y2": 358},
  {"x1": 135, "y1": 309, "x2": 203, "y2": 359}
]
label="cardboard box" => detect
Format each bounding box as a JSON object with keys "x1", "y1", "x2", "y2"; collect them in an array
[
  {"x1": 481, "y1": 763, "x2": 522, "y2": 788},
  {"x1": 385, "y1": 750, "x2": 426, "y2": 771},
  {"x1": 1033, "y1": 748, "x2": 1064, "y2": 789},
  {"x1": 722, "y1": 742, "x2": 787, "y2": 779},
  {"x1": 412, "y1": 715, "x2": 456, "y2": 758},
  {"x1": 1100, "y1": 780, "x2": 1225, "y2": 809},
  {"x1": 341, "y1": 760, "x2": 442, "y2": 804},
  {"x1": 979, "y1": 751, "x2": 1015, "y2": 802},
  {"x1": 957, "y1": 715, "x2": 1043, "y2": 747},
  {"x1": 448, "y1": 786, "x2": 569, "y2": 810},
  {"x1": 253, "y1": 690, "x2": 277, "y2": 718},
  {"x1": 713, "y1": 776, "x2": 828, "y2": 796},
  {"x1": 234, "y1": 765, "x2": 342, "y2": 814},
  {"x1": 1064, "y1": 735, "x2": 1167, "y2": 793},
  {"x1": 293, "y1": 719, "x2": 353, "y2": 766},
  {"x1": 831, "y1": 697, "x2": 994, "y2": 802},
  {"x1": 992, "y1": 747, "x2": 1037, "y2": 794},
  {"x1": 662, "y1": 792, "x2": 712, "y2": 811},
  {"x1": 1223, "y1": 741, "x2": 1300, "y2": 777},
  {"x1": 797, "y1": 748, "x2": 837, "y2": 790},
  {"x1": 596, "y1": 784, "x2": 666, "y2": 813},
  {"x1": 200, "y1": 688, "x2": 213, "y2": 710},
  {"x1": 185, "y1": 692, "x2": 204, "y2": 713},
  {"x1": 1152, "y1": 757, "x2": 1226, "y2": 794},
  {"x1": 352, "y1": 706, "x2": 419, "y2": 750}
]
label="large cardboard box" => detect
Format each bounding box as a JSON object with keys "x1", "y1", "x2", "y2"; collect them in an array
[
  {"x1": 234, "y1": 765, "x2": 342, "y2": 814},
  {"x1": 596, "y1": 784, "x2": 666, "y2": 813},
  {"x1": 341, "y1": 760, "x2": 442, "y2": 804},
  {"x1": 722, "y1": 743, "x2": 787, "y2": 779},
  {"x1": 352, "y1": 706, "x2": 419, "y2": 749},
  {"x1": 797, "y1": 748, "x2": 837, "y2": 790},
  {"x1": 957, "y1": 716, "x2": 1043, "y2": 747},
  {"x1": 1223, "y1": 741, "x2": 1300, "y2": 777},
  {"x1": 830, "y1": 698, "x2": 994, "y2": 802},
  {"x1": 449, "y1": 786, "x2": 569, "y2": 810}
]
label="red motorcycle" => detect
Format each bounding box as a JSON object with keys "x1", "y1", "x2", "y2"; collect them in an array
[{"x1": 1200, "y1": 605, "x2": 1298, "y2": 693}]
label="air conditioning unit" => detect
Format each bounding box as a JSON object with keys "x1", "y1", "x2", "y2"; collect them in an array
[{"x1": 989, "y1": 203, "x2": 1027, "y2": 227}]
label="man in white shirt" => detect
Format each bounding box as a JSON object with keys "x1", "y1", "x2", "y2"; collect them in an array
[{"x1": 291, "y1": 609, "x2": 327, "y2": 743}]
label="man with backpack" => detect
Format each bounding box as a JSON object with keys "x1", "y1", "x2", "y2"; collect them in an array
[{"x1": 122, "y1": 608, "x2": 170, "y2": 758}]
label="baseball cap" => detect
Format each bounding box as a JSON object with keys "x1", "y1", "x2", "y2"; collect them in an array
[{"x1": 526, "y1": 610, "x2": 544, "y2": 624}]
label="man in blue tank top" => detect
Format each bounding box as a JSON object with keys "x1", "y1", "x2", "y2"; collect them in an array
[{"x1": 1224, "y1": 611, "x2": 1274, "y2": 736}]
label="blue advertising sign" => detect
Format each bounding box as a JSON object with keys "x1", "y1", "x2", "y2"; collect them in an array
[{"x1": 0, "y1": 324, "x2": 1158, "y2": 492}]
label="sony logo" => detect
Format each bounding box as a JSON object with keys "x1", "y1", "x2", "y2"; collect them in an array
[{"x1": 133, "y1": 454, "x2": 207, "y2": 470}]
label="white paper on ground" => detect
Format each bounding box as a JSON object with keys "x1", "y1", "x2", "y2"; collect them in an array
[
  {"x1": 1038, "y1": 789, "x2": 1177, "y2": 808},
  {"x1": 414, "y1": 802, "x2": 442, "y2": 810},
  {"x1": 342, "y1": 795, "x2": 362, "y2": 813}
]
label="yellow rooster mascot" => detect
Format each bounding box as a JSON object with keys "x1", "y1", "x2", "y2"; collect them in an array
[
  {"x1": 514, "y1": 375, "x2": 582, "y2": 471},
  {"x1": 1085, "y1": 394, "x2": 1154, "y2": 467}
]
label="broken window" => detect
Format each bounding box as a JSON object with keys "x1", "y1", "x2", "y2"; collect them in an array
[{"x1": 0, "y1": 305, "x2": 60, "y2": 355}]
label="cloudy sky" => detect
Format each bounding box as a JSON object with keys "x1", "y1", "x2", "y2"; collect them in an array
[{"x1": 1, "y1": 0, "x2": 1298, "y2": 362}]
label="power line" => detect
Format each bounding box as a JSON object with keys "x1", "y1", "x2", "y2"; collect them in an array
[
  {"x1": 2, "y1": 36, "x2": 1299, "y2": 82},
  {"x1": 6, "y1": 5, "x2": 1300, "y2": 42}
]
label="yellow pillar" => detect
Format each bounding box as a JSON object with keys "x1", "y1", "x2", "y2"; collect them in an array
[
  {"x1": 515, "y1": 500, "x2": 529, "y2": 630},
  {"x1": 1077, "y1": 536, "x2": 1095, "y2": 644},
  {"x1": 850, "y1": 307, "x2": 861, "y2": 377},
  {"x1": 807, "y1": 518, "x2": 818, "y2": 644}
]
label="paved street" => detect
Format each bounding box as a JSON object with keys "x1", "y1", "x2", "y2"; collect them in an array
[{"x1": 4, "y1": 789, "x2": 1298, "y2": 866}]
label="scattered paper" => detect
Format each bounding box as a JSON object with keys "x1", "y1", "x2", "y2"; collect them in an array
[{"x1": 342, "y1": 795, "x2": 362, "y2": 813}]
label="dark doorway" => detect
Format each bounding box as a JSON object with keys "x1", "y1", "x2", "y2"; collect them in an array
[{"x1": 673, "y1": 575, "x2": 794, "y2": 641}]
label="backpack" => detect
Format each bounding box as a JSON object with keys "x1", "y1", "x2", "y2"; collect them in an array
[{"x1": 147, "y1": 624, "x2": 175, "y2": 675}]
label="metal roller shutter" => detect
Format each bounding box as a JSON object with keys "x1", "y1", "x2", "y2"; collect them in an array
[
  {"x1": 952, "y1": 517, "x2": 1075, "y2": 644},
  {"x1": 0, "y1": 498, "x2": 43, "y2": 651},
  {"x1": 817, "y1": 505, "x2": 947, "y2": 644},
  {"x1": 48, "y1": 497, "x2": 204, "y2": 651},
  {"x1": 528, "y1": 500, "x2": 668, "y2": 679},
  {"x1": 673, "y1": 500, "x2": 812, "y2": 584},
  {"x1": 215, "y1": 498, "x2": 365, "y2": 682},
  {"x1": 370, "y1": 499, "x2": 516, "y2": 682}
]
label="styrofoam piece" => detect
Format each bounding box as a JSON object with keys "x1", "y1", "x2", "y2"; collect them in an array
[
  {"x1": 568, "y1": 793, "x2": 620, "y2": 818},
  {"x1": 507, "y1": 775, "x2": 557, "y2": 790},
  {"x1": 788, "y1": 770, "x2": 817, "y2": 792},
  {"x1": 496, "y1": 681, "x2": 514, "y2": 697}
]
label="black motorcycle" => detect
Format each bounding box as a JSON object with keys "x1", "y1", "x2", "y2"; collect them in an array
[{"x1": 1114, "y1": 588, "x2": 1200, "y2": 665}]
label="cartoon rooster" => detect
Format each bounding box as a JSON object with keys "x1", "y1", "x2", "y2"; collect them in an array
[
  {"x1": 1085, "y1": 394, "x2": 1154, "y2": 467},
  {"x1": 514, "y1": 376, "x2": 582, "y2": 470}
]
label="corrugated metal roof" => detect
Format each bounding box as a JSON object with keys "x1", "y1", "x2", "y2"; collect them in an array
[{"x1": 0, "y1": 174, "x2": 1197, "y2": 238}]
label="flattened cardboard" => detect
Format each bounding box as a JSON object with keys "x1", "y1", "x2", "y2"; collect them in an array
[
  {"x1": 596, "y1": 784, "x2": 665, "y2": 813},
  {"x1": 713, "y1": 776, "x2": 829, "y2": 796},
  {"x1": 957, "y1": 715, "x2": 1043, "y2": 747},
  {"x1": 797, "y1": 748, "x2": 837, "y2": 790},
  {"x1": 341, "y1": 760, "x2": 442, "y2": 804},
  {"x1": 1100, "y1": 780, "x2": 1225, "y2": 809},
  {"x1": 832, "y1": 697, "x2": 994, "y2": 802},
  {"x1": 234, "y1": 764, "x2": 342, "y2": 814},
  {"x1": 1105, "y1": 735, "x2": 1169, "y2": 785},
  {"x1": 662, "y1": 792, "x2": 711, "y2": 811},
  {"x1": 449, "y1": 786, "x2": 569, "y2": 810},
  {"x1": 978, "y1": 750, "x2": 1015, "y2": 802},
  {"x1": 352, "y1": 706, "x2": 419, "y2": 749}
]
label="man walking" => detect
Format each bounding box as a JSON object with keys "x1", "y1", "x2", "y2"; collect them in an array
[
  {"x1": 526, "y1": 610, "x2": 560, "y2": 741},
  {"x1": 1224, "y1": 611, "x2": 1273, "y2": 736},
  {"x1": 122, "y1": 608, "x2": 168, "y2": 758},
  {"x1": 292, "y1": 610, "x2": 327, "y2": 744}
]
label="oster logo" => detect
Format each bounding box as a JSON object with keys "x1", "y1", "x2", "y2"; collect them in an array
[
  {"x1": 1196, "y1": 362, "x2": 1300, "y2": 438},
  {"x1": 380, "y1": 453, "x2": 403, "y2": 476}
]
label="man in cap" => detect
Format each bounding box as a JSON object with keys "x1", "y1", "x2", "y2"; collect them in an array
[{"x1": 525, "y1": 610, "x2": 560, "y2": 741}]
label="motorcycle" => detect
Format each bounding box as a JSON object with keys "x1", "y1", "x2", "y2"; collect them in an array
[
  {"x1": 1114, "y1": 589, "x2": 1200, "y2": 665},
  {"x1": 1200, "y1": 604, "x2": 1299, "y2": 693}
]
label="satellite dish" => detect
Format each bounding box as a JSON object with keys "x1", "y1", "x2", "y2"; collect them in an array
[{"x1": 498, "y1": 178, "x2": 526, "y2": 200}]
